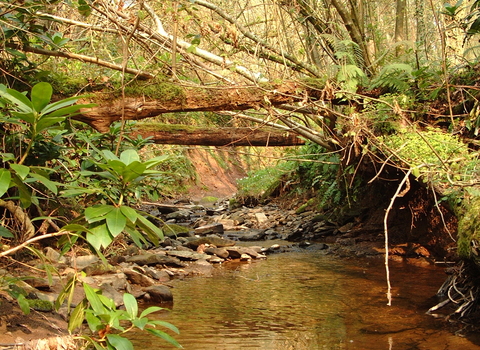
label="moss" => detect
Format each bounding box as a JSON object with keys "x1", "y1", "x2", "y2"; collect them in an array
[
  {"x1": 200, "y1": 196, "x2": 218, "y2": 204},
  {"x1": 27, "y1": 299, "x2": 54, "y2": 312},
  {"x1": 456, "y1": 189, "x2": 480, "y2": 264},
  {"x1": 161, "y1": 223, "x2": 190, "y2": 237},
  {"x1": 121, "y1": 79, "x2": 186, "y2": 102},
  {"x1": 136, "y1": 123, "x2": 198, "y2": 133}
]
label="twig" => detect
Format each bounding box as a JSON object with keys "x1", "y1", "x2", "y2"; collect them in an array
[
  {"x1": 0, "y1": 231, "x2": 70, "y2": 258},
  {"x1": 383, "y1": 168, "x2": 412, "y2": 306}
]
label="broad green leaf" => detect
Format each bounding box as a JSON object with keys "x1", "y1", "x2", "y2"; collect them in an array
[
  {"x1": 31, "y1": 82, "x2": 53, "y2": 112},
  {"x1": 104, "y1": 159, "x2": 127, "y2": 176},
  {"x1": 106, "y1": 208, "x2": 126, "y2": 237},
  {"x1": 29, "y1": 173, "x2": 58, "y2": 194},
  {"x1": 147, "y1": 320, "x2": 180, "y2": 334},
  {"x1": 120, "y1": 149, "x2": 139, "y2": 165},
  {"x1": 41, "y1": 96, "x2": 84, "y2": 115},
  {"x1": 68, "y1": 299, "x2": 87, "y2": 333},
  {"x1": 61, "y1": 223, "x2": 91, "y2": 233},
  {"x1": 12, "y1": 111, "x2": 35, "y2": 124},
  {"x1": 136, "y1": 215, "x2": 163, "y2": 246},
  {"x1": 0, "y1": 226, "x2": 14, "y2": 238},
  {"x1": 106, "y1": 334, "x2": 134, "y2": 350},
  {"x1": 17, "y1": 294, "x2": 31, "y2": 315},
  {"x1": 119, "y1": 206, "x2": 138, "y2": 224},
  {"x1": 0, "y1": 168, "x2": 11, "y2": 197},
  {"x1": 85, "y1": 205, "x2": 115, "y2": 222},
  {"x1": 0, "y1": 87, "x2": 33, "y2": 113},
  {"x1": 11, "y1": 175, "x2": 32, "y2": 208},
  {"x1": 122, "y1": 161, "x2": 146, "y2": 184},
  {"x1": 124, "y1": 226, "x2": 148, "y2": 248},
  {"x1": 144, "y1": 155, "x2": 169, "y2": 169},
  {"x1": 146, "y1": 328, "x2": 182, "y2": 348},
  {"x1": 35, "y1": 116, "x2": 66, "y2": 133},
  {"x1": 61, "y1": 188, "x2": 101, "y2": 197},
  {"x1": 139, "y1": 306, "x2": 163, "y2": 318},
  {"x1": 133, "y1": 317, "x2": 149, "y2": 330},
  {"x1": 101, "y1": 150, "x2": 118, "y2": 161},
  {"x1": 85, "y1": 310, "x2": 103, "y2": 333},
  {"x1": 45, "y1": 103, "x2": 96, "y2": 118},
  {"x1": 83, "y1": 283, "x2": 105, "y2": 315},
  {"x1": 10, "y1": 164, "x2": 30, "y2": 180},
  {"x1": 98, "y1": 294, "x2": 116, "y2": 310},
  {"x1": 123, "y1": 293, "x2": 138, "y2": 319},
  {"x1": 86, "y1": 224, "x2": 113, "y2": 250}
]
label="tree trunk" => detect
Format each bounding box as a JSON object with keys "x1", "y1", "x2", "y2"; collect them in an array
[
  {"x1": 74, "y1": 82, "x2": 301, "y2": 132},
  {"x1": 131, "y1": 125, "x2": 305, "y2": 146}
]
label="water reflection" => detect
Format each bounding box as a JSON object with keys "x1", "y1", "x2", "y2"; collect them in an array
[{"x1": 129, "y1": 252, "x2": 480, "y2": 350}]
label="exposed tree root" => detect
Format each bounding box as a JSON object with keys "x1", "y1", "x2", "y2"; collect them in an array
[
  {"x1": 427, "y1": 260, "x2": 480, "y2": 320},
  {"x1": 0, "y1": 199, "x2": 35, "y2": 241}
]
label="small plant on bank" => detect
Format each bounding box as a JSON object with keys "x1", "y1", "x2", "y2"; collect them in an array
[
  {"x1": 0, "y1": 82, "x2": 180, "y2": 349},
  {"x1": 68, "y1": 283, "x2": 182, "y2": 350}
]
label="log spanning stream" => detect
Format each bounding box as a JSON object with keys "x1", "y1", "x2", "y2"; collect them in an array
[{"x1": 129, "y1": 250, "x2": 480, "y2": 350}]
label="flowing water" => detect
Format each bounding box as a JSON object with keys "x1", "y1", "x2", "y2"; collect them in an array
[{"x1": 130, "y1": 251, "x2": 480, "y2": 350}]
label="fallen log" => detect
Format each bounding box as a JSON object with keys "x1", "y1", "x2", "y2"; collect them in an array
[
  {"x1": 74, "y1": 82, "x2": 301, "y2": 132},
  {"x1": 130, "y1": 125, "x2": 305, "y2": 146}
]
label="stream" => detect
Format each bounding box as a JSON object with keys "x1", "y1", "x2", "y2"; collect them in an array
[{"x1": 130, "y1": 250, "x2": 480, "y2": 350}]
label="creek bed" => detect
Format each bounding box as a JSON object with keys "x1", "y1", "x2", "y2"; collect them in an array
[{"x1": 129, "y1": 251, "x2": 480, "y2": 350}]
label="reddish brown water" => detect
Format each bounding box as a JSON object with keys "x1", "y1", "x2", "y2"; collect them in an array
[{"x1": 130, "y1": 252, "x2": 480, "y2": 350}]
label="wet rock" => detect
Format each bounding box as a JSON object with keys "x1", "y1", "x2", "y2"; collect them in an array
[
  {"x1": 83, "y1": 262, "x2": 116, "y2": 276},
  {"x1": 44, "y1": 247, "x2": 67, "y2": 264},
  {"x1": 184, "y1": 260, "x2": 214, "y2": 276},
  {"x1": 304, "y1": 243, "x2": 328, "y2": 251},
  {"x1": 194, "y1": 223, "x2": 224, "y2": 235},
  {"x1": 166, "y1": 209, "x2": 191, "y2": 221},
  {"x1": 204, "y1": 247, "x2": 229, "y2": 259},
  {"x1": 125, "y1": 254, "x2": 185, "y2": 267},
  {"x1": 123, "y1": 268, "x2": 156, "y2": 287},
  {"x1": 143, "y1": 267, "x2": 171, "y2": 282},
  {"x1": 71, "y1": 255, "x2": 99, "y2": 270},
  {"x1": 206, "y1": 256, "x2": 224, "y2": 263},
  {"x1": 143, "y1": 285, "x2": 173, "y2": 303},
  {"x1": 240, "y1": 254, "x2": 251, "y2": 261},
  {"x1": 185, "y1": 235, "x2": 236, "y2": 248},
  {"x1": 166, "y1": 250, "x2": 209, "y2": 261}
]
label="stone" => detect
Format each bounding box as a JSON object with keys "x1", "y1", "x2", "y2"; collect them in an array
[
  {"x1": 82, "y1": 262, "x2": 116, "y2": 276},
  {"x1": 255, "y1": 212, "x2": 268, "y2": 226},
  {"x1": 125, "y1": 254, "x2": 185, "y2": 267},
  {"x1": 44, "y1": 247, "x2": 67, "y2": 264},
  {"x1": 184, "y1": 260, "x2": 214, "y2": 276},
  {"x1": 185, "y1": 236, "x2": 236, "y2": 248},
  {"x1": 123, "y1": 268, "x2": 156, "y2": 287},
  {"x1": 143, "y1": 285, "x2": 173, "y2": 303},
  {"x1": 71, "y1": 255, "x2": 99, "y2": 270},
  {"x1": 240, "y1": 254, "x2": 251, "y2": 261},
  {"x1": 204, "y1": 247, "x2": 229, "y2": 259},
  {"x1": 194, "y1": 223, "x2": 224, "y2": 235},
  {"x1": 166, "y1": 250, "x2": 209, "y2": 261},
  {"x1": 166, "y1": 209, "x2": 191, "y2": 221}
]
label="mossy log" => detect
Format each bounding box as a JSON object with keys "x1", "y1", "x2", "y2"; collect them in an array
[
  {"x1": 131, "y1": 125, "x2": 305, "y2": 146},
  {"x1": 74, "y1": 82, "x2": 300, "y2": 132}
]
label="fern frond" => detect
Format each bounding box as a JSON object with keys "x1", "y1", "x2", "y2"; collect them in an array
[{"x1": 370, "y1": 63, "x2": 414, "y2": 92}]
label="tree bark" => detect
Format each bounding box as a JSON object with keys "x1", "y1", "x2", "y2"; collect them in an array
[
  {"x1": 74, "y1": 82, "x2": 301, "y2": 132},
  {"x1": 132, "y1": 126, "x2": 305, "y2": 146}
]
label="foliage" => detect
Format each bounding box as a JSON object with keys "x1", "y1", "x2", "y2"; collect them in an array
[
  {"x1": 0, "y1": 82, "x2": 180, "y2": 349},
  {"x1": 370, "y1": 63, "x2": 415, "y2": 93},
  {"x1": 378, "y1": 127, "x2": 480, "y2": 184},
  {"x1": 455, "y1": 187, "x2": 480, "y2": 263},
  {"x1": 69, "y1": 282, "x2": 182, "y2": 349},
  {"x1": 236, "y1": 161, "x2": 294, "y2": 201}
]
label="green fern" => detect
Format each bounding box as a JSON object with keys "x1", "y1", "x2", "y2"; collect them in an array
[{"x1": 370, "y1": 63, "x2": 414, "y2": 92}]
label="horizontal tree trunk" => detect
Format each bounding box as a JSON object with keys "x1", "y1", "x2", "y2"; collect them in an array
[
  {"x1": 131, "y1": 126, "x2": 305, "y2": 146},
  {"x1": 74, "y1": 82, "x2": 301, "y2": 132}
]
